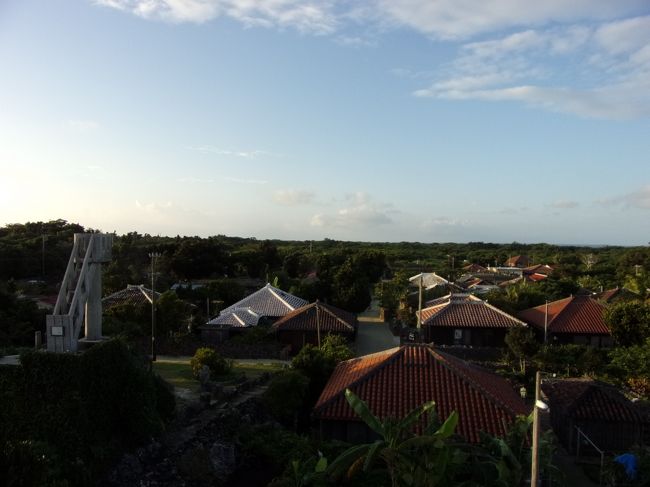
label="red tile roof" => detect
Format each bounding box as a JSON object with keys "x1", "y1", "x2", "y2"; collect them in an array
[
  {"x1": 518, "y1": 295, "x2": 609, "y2": 335},
  {"x1": 593, "y1": 287, "x2": 641, "y2": 304},
  {"x1": 505, "y1": 255, "x2": 530, "y2": 268},
  {"x1": 313, "y1": 344, "x2": 528, "y2": 443},
  {"x1": 419, "y1": 294, "x2": 525, "y2": 329},
  {"x1": 543, "y1": 379, "x2": 642, "y2": 423},
  {"x1": 523, "y1": 264, "x2": 554, "y2": 276},
  {"x1": 463, "y1": 263, "x2": 488, "y2": 273},
  {"x1": 272, "y1": 301, "x2": 357, "y2": 333}
]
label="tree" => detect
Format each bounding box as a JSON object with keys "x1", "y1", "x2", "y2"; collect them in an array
[
  {"x1": 604, "y1": 301, "x2": 650, "y2": 347},
  {"x1": 156, "y1": 291, "x2": 192, "y2": 335},
  {"x1": 327, "y1": 389, "x2": 461, "y2": 487},
  {"x1": 504, "y1": 327, "x2": 539, "y2": 374},
  {"x1": 332, "y1": 260, "x2": 371, "y2": 313},
  {"x1": 263, "y1": 370, "x2": 309, "y2": 428}
]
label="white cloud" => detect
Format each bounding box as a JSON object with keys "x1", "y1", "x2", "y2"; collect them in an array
[
  {"x1": 599, "y1": 185, "x2": 650, "y2": 209},
  {"x1": 549, "y1": 200, "x2": 579, "y2": 209},
  {"x1": 419, "y1": 217, "x2": 465, "y2": 230},
  {"x1": 375, "y1": 0, "x2": 644, "y2": 40},
  {"x1": 67, "y1": 119, "x2": 99, "y2": 132},
  {"x1": 415, "y1": 16, "x2": 650, "y2": 119},
  {"x1": 177, "y1": 176, "x2": 215, "y2": 183},
  {"x1": 224, "y1": 176, "x2": 268, "y2": 184},
  {"x1": 310, "y1": 192, "x2": 393, "y2": 228},
  {"x1": 188, "y1": 145, "x2": 271, "y2": 159},
  {"x1": 96, "y1": 0, "x2": 337, "y2": 33},
  {"x1": 273, "y1": 189, "x2": 314, "y2": 206}
]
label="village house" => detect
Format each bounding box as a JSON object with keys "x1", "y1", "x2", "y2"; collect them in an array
[
  {"x1": 313, "y1": 344, "x2": 528, "y2": 444},
  {"x1": 542, "y1": 379, "x2": 646, "y2": 453},
  {"x1": 418, "y1": 293, "x2": 526, "y2": 346},
  {"x1": 200, "y1": 283, "x2": 307, "y2": 342},
  {"x1": 272, "y1": 301, "x2": 357, "y2": 354},
  {"x1": 518, "y1": 295, "x2": 613, "y2": 347}
]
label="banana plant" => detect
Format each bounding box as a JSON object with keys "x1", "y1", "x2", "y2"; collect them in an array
[{"x1": 327, "y1": 388, "x2": 461, "y2": 487}]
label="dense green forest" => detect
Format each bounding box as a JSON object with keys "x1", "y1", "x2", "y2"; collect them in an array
[{"x1": 1, "y1": 219, "x2": 648, "y2": 347}]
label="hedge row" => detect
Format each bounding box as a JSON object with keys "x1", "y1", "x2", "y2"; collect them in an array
[{"x1": 0, "y1": 339, "x2": 175, "y2": 486}]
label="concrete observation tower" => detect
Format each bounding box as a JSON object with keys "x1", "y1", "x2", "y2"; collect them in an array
[{"x1": 46, "y1": 233, "x2": 113, "y2": 352}]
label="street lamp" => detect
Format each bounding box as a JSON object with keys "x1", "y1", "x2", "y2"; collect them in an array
[{"x1": 149, "y1": 252, "x2": 161, "y2": 362}]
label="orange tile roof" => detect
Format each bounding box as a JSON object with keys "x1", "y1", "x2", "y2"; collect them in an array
[
  {"x1": 518, "y1": 295, "x2": 609, "y2": 335},
  {"x1": 272, "y1": 301, "x2": 357, "y2": 333},
  {"x1": 543, "y1": 379, "x2": 642, "y2": 423},
  {"x1": 505, "y1": 255, "x2": 530, "y2": 268},
  {"x1": 313, "y1": 344, "x2": 528, "y2": 443},
  {"x1": 419, "y1": 294, "x2": 525, "y2": 329}
]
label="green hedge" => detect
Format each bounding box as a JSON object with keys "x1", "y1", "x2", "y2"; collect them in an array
[{"x1": 0, "y1": 339, "x2": 175, "y2": 486}]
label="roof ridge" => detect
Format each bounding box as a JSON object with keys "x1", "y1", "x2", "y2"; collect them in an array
[
  {"x1": 432, "y1": 349, "x2": 521, "y2": 417},
  {"x1": 267, "y1": 285, "x2": 296, "y2": 311},
  {"x1": 482, "y1": 300, "x2": 526, "y2": 326},
  {"x1": 317, "y1": 302, "x2": 355, "y2": 330},
  {"x1": 313, "y1": 347, "x2": 402, "y2": 415},
  {"x1": 138, "y1": 286, "x2": 153, "y2": 304}
]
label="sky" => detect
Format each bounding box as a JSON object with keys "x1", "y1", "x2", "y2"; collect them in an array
[{"x1": 0, "y1": 0, "x2": 649, "y2": 245}]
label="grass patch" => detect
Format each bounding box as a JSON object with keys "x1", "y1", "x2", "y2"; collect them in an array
[
  {"x1": 153, "y1": 359, "x2": 284, "y2": 389},
  {"x1": 153, "y1": 361, "x2": 198, "y2": 390}
]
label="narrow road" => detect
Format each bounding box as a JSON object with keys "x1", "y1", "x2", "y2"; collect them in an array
[{"x1": 355, "y1": 319, "x2": 400, "y2": 357}]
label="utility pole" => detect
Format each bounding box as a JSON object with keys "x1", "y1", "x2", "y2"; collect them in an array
[
  {"x1": 531, "y1": 371, "x2": 548, "y2": 487},
  {"x1": 149, "y1": 252, "x2": 161, "y2": 362},
  {"x1": 316, "y1": 300, "x2": 321, "y2": 347},
  {"x1": 544, "y1": 300, "x2": 548, "y2": 344},
  {"x1": 42, "y1": 234, "x2": 47, "y2": 278},
  {"x1": 417, "y1": 274, "x2": 423, "y2": 329}
]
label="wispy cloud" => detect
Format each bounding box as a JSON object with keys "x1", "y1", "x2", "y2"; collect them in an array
[
  {"x1": 188, "y1": 145, "x2": 273, "y2": 159},
  {"x1": 68, "y1": 119, "x2": 99, "y2": 132},
  {"x1": 310, "y1": 192, "x2": 393, "y2": 228},
  {"x1": 414, "y1": 16, "x2": 650, "y2": 119},
  {"x1": 376, "y1": 0, "x2": 644, "y2": 40},
  {"x1": 419, "y1": 217, "x2": 466, "y2": 230},
  {"x1": 549, "y1": 200, "x2": 580, "y2": 209},
  {"x1": 273, "y1": 189, "x2": 315, "y2": 206},
  {"x1": 224, "y1": 176, "x2": 268, "y2": 185},
  {"x1": 95, "y1": 1, "x2": 650, "y2": 120},
  {"x1": 599, "y1": 184, "x2": 650, "y2": 209},
  {"x1": 177, "y1": 176, "x2": 215, "y2": 183},
  {"x1": 95, "y1": 0, "x2": 338, "y2": 33}
]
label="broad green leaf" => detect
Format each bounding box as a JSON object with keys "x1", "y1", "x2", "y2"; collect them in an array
[
  {"x1": 315, "y1": 456, "x2": 328, "y2": 473},
  {"x1": 344, "y1": 388, "x2": 385, "y2": 436},
  {"x1": 435, "y1": 410, "x2": 459, "y2": 438}
]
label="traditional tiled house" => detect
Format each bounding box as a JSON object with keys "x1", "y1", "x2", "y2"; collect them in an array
[
  {"x1": 418, "y1": 293, "x2": 526, "y2": 346},
  {"x1": 543, "y1": 379, "x2": 646, "y2": 453},
  {"x1": 518, "y1": 295, "x2": 612, "y2": 347},
  {"x1": 593, "y1": 287, "x2": 641, "y2": 304},
  {"x1": 505, "y1": 255, "x2": 531, "y2": 268},
  {"x1": 272, "y1": 301, "x2": 357, "y2": 354},
  {"x1": 201, "y1": 283, "x2": 307, "y2": 342},
  {"x1": 216, "y1": 283, "x2": 307, "y2": 322},
  {"x1": 313, "y1": 344, "x2": 528, "y2": 443},
  {"x1": 102, "y1": 284, "x2": 160, "y2": 309}
]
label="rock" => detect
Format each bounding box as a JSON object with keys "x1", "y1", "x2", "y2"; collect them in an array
[{"x1": 209, "y1": 441, "x2": 237, "y2": 480}]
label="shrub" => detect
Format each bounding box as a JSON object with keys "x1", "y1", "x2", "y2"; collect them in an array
[
  {"x1": 190, "y1": 347, "x2": 231, "y2": 379},
  {"x1": 263, "y1": 370, "x2": 309, "y2": 426},
  {"x1": 0, "y1": 339, "x2": 174, "y2": 486}
]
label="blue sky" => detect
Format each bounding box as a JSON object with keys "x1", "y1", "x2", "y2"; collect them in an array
[{"x1": 1, "y1": 0, "x2": 649, "y2": 244}]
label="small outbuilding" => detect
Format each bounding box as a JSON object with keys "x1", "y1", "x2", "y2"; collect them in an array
[
  {"x1": 272, "y1": 301, "x2": 357, "y2": 354},
  {"x1": 542, "y1": 379, "x2": 645, "y2": 453}
]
